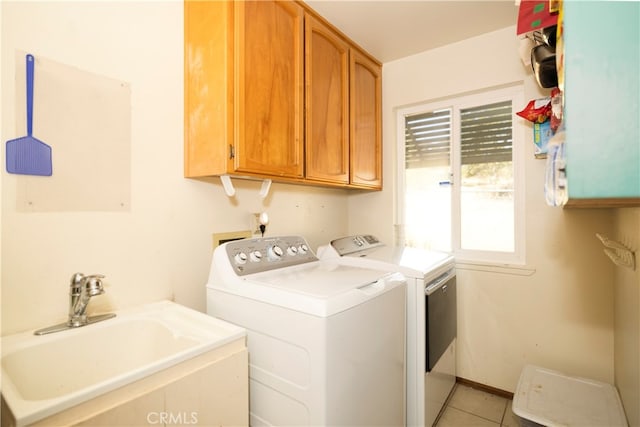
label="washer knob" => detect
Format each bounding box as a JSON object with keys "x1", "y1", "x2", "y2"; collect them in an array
[
  {"x1": 249, "y1": 250, "x2": 263, "y2": 262},
  {"x1": 234, "y1": 252, "x2": 248, "y2": 265},
  {"x1": 298, "y1": 244, "x2": 309, "y2": 254},
  {"x1": 268, "y1": 245, "x2": 284, "y2": 260},
  {"x1": 287, "y1": 246, "x2": 298, "y2": 256}
]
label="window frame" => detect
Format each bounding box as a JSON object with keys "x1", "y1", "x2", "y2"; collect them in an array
[{"x1": 395, "y1": 84, "x2": 526, "y2": 265}]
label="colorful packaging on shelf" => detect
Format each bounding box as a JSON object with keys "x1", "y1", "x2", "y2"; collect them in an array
[
  {"x1": 550, "y1": 88, "x2": 563, "y2": 132},
  {"x1": 516, "y1": 0, "x2": 559, "y2": 35},
  {"x1": 517, "y1": 98, "x2": 551, "y2": 123},
  {"x1": 534, "y1": 120, "x2": 553, "y2": 158},
  {"x1": 544, "y1": 131, "x2": 567, "y2": 207}
]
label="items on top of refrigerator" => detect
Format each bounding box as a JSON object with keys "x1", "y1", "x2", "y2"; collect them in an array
[{"x1": 516, "y1": 0, "x2": 559, "y2": 35}]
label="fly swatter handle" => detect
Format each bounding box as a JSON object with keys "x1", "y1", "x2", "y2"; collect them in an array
[{"x1": 26, "y1": 54, "x2": 34, "y2": 136}]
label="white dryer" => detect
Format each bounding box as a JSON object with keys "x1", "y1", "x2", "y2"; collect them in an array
[
  {"x1": 207, "y1": 235, "x2": 406, "y2": 426},
  {"x1": 318, "y1": 235, "x2": 456, "y2": 427}
]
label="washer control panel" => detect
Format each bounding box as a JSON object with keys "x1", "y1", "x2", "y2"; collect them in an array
[
  {"x1": 330, "y1": 235, "x2": 385, "y2": 256},
  {"x1": 224, "y1": 235, "x2": 317, "y2": 276}
]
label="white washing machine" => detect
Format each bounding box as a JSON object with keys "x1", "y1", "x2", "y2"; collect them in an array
[
  {"x1": 318, "y1": 235, "x2": 456, "y2": 427},
  {"x1": 207, "y1": 235, "x2": 406, "y2": 426}
]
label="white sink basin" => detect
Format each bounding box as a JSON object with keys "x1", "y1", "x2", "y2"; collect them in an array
[{"x1": 1, "y1": 300, "x2": 246, "y2": 426}]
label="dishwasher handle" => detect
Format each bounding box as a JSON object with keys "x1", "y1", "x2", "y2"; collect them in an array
[{"x1": 425, "y1": 268, "x2": 455, "y2": 296}]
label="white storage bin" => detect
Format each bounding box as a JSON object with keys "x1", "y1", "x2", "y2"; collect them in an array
[{"x1": 512, "y1": 365, "x2": 627, "y2": 427}]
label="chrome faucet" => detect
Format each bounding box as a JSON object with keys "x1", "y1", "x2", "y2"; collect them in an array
[
  {"x1": 34, "y1": 272, "x2": 116, "y2": 335},
  {"x1": 68, "y1": 273, "x2": 107, "y2": 327}
]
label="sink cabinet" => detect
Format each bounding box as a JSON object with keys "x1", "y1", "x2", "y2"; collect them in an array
[
  {"x1": 184, "y1": 0, "x2": 382, "y2": 190},
  {"x1": 1, "y1": 337, "x2": 249, "y2": 427},
  {"x1": 1, "y1": 338, "x2": 248, "y2": 427}
]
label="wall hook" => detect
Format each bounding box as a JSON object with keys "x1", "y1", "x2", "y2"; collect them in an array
[
  {"x1": 260, "y1": 179, "x2": 272, "y2": 199},
  {"x1": 219, "y1": 176, "x2": 271, "y2": 199},
  {"x1": 220, "y1": 175, "x2": 236, "y2": 197},
  {"x1": 596, "y1": 233, "x2": 636, "y2": 270}
]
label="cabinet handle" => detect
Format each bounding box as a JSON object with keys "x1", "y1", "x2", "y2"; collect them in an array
[{"x1": 229, "y1": 145, "x2": 235, "y2": 159}]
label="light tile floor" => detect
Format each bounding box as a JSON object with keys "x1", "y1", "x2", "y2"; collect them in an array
[{"x1": 434, "y1": 384, "x2": 520, "y2": 427}]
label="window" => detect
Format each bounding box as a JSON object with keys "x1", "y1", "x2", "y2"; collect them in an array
[{"x1": 396, "y1": 85, "x2": 525, "y2": 264}]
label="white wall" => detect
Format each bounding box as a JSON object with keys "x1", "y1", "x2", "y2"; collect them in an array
[
  {"x1": 614, "y1": 208, "x2": 640, "y2": 427},
  {"x1": 1, "y1": 1, "x2": 349, "y2": 335},
  {"x1": 354, "y1": 26, "x2": 615, "y2": 392}
]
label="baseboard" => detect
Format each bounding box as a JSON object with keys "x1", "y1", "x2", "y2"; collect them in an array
[{"x1": 456, "y1": 377, "x2": 514, "y2": 400}]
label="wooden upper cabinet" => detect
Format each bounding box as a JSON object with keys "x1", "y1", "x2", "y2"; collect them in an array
[
  {"x1": 184, "y1": 0, "x2": 304, "y2": 179},
  {"x1": 304, "y1": 14, "x2": 350, "y2": 184},
  {"x1": 184, "y1": 0, "x2": 232, "y2": 178},
  {"x1": 235, "y1": 1, "x2": 304, "y2": 178},
  {"x1": 184, "y1": 0, "x2": 381, "y2": 190},
  {"x1": 350, "y1": 48, "x2": 382, "y2": 189}
]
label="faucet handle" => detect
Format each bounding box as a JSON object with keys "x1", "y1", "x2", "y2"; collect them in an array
[
  {"x1": 84, "y1": 274, "x2": 106, "y2": 296},
  {"x1": 69, "y1": 273, "x2": 105, "y2": 292}
]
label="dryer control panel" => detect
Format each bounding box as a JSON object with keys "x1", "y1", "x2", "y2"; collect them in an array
[
  {"x1": 330, "y1": 235, "x2": 385, "y2": 256},
  {"x1": 223, "y1": 235, "x2": 318, "y2": 276}
]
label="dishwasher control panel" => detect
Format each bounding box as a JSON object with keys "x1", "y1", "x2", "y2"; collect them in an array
[
  {"x1": 330, "y1": 235, "x2": 385, "y2": 256},
  {"x1": 224, "y1": 235, "x2": 317, "y2": 276}
]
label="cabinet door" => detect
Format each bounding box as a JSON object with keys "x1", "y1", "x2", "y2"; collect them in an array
[
  {"x1": 563, "y1": 1, "x2": 640, "y2": 207},
  {"x1": 305, "y1": 14, "x2": 350, "y2": 184},
  {"x1": 235, "y1": 0, "x2": 304, "y2": 178},
  {"x1": 184, "y1": 0, "x2": 233, "y2": 178},
  {"x1": 350, "y1": 49, "x2": 382, "y2": 189}
]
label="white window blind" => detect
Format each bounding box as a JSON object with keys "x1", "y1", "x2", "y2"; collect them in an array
[
  {"x1": 460, "y1": 100, "x2": 512, "y2": 165},
  {"x1": 405, "y1": 100, "x2": 513, "y2": 168},
  {"x1": 405, "y1": 109, "x2": 451, "y2": 168}
]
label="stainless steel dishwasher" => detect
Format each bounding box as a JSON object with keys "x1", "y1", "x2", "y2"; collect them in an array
[{"x1": 425, "y1": 267, "x2": 456, "y2": 373}]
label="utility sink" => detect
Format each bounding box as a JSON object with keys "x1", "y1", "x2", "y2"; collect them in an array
[{"x1": 1, "y1": 300, "x2": 246, "y2": 426}]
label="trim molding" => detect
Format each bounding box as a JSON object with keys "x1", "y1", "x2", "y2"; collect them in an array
[{"x1": 456, "y1": 377, "x2": 514, "y2": 400}]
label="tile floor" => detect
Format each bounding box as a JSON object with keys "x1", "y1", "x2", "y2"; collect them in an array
[{"x1": 434, "y1": 383, "x2": 520, "y2": 427}]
